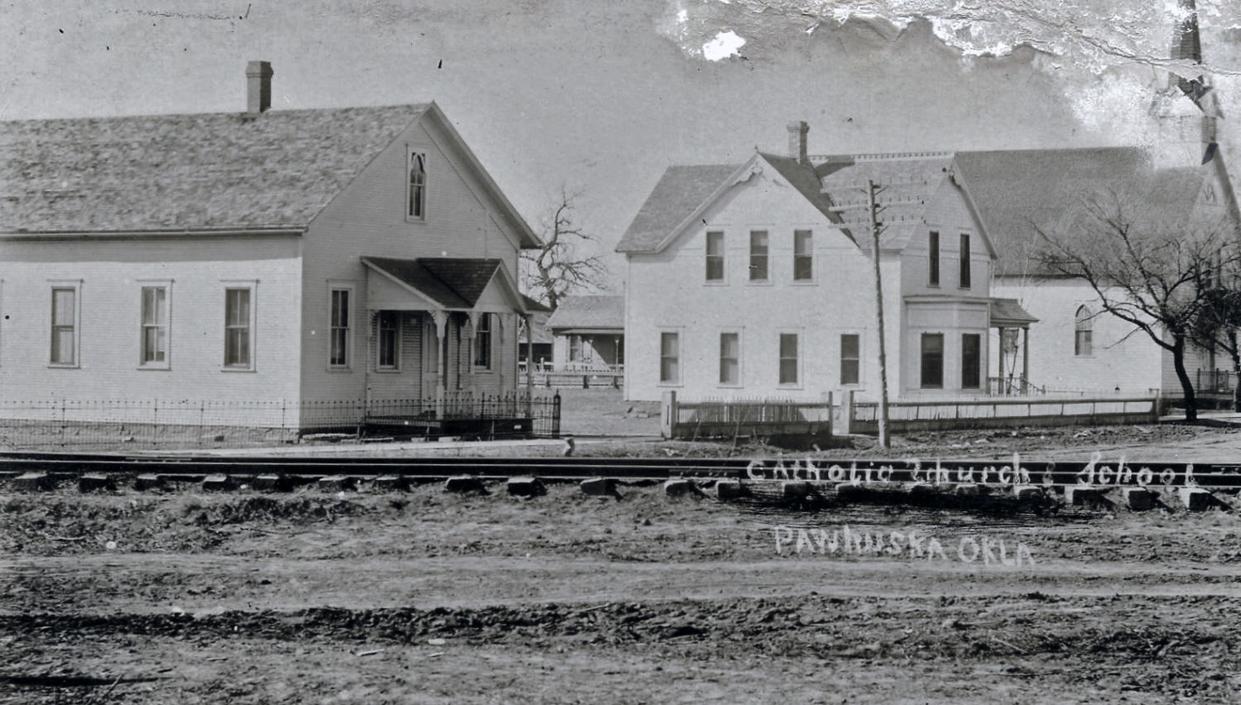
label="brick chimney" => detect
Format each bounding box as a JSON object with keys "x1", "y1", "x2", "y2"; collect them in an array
[
  {"x1": 246, "y1": 60, "x2": 274, "y2": 115},
  {"x1": 787, "y1": 121, "x2": 809, "y2": 164}
]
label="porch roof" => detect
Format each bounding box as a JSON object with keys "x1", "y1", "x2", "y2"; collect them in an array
[
  {"x1": 990, "y1": 297, "x2": 1039, "y2": 328},
  {"x1": 362, "y1": 256, "x2": 532, "y2": 313}
]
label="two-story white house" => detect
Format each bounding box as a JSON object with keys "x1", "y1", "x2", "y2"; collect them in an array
[
  {"x1": 0, "y1": 61, "x2": 544, "y2": 431},
  {"x1": 617, "y1": 124, "x2": 1022, "y2": 403}
]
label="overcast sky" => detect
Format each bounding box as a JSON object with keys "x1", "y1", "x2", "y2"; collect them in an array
[{"x1": 4, "y1": 1, "x2": 1241, "y2": 290}]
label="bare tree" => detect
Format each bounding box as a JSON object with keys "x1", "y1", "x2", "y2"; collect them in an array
[
  {"x1": 1036, "y1": 190, "x2": 1241, "y2": 422},
  {"x1": 521, "y1": 188, "x2": 607, "y2": 310}
]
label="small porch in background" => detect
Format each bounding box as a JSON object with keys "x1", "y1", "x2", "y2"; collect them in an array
[
  {"x1": 360, "y1": 256, "x2": 550, "y2": 437},
  {"x1": 544, "y1": 294, "x2": 625, "y2": 387},
  {"x1": 989, "y1": 297, "x2": 1039, "y2": 396}
]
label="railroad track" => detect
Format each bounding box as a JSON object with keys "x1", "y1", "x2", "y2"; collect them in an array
[{"x1": 2, "y1": 452, "x2": 1241, "y2": 491}]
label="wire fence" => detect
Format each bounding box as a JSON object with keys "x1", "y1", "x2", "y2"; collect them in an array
[{"x1": 0, "y1": 392, "x2": 561, "y2": 451}]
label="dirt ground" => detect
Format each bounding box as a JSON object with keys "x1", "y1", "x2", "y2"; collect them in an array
[{"x1": 3, "y1": 474, "x2": 1240, "y2": 705}]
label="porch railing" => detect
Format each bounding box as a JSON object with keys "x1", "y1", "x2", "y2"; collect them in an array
[
  {"x1": 987, "y1": 376, "x2": 1046, "y2": 396},
  {"x1": 1196, "y1": 369, "x2": 1236, "y2": 394}
]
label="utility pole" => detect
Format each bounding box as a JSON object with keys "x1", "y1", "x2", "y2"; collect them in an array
[{"x1": 865, "y1": 179, "x2": 891, "y2": 449}]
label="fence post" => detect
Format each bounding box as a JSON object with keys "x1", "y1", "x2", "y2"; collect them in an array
[
  {"x1": 1152, "y1": 390, "x2": 1162, "y2": 422},
  {"x1": 152, "y1": 399, "x2": 159, "y2": 448},
  {"x1": 660, "y1": 390, "x2": 678, "y2": 439},
  {"x1": 552, "y1": 391, "x2": 562, "y2": 439},
  {"x1": 841, "y1": 390, "x2": 855, "y2": 435}
]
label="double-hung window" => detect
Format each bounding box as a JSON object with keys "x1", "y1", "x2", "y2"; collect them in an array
[
  {"x1": 329, "y1": 288, "x2": 351, "y2": 369},
  {"x1": 140, "y1": 285, "x2": 170, "y2": 367},
  {"x1": 224, "y1": 287, "x2": 254, "y2": 369},
  {"x1": 719, "y1": 332, "x2": 740, "y2": 385},
  {"x1": 50, "y1": 286, "x2": 78, "y2": 366},
  {"x1": 778, "y1": 333, "x2": 799, "y2": 386},
  {"x1": 840, "y1": 334, "x2": 860, "y2": 385},
  {"x1": 377, "y1": 311, "x2": 400, "y2": 370},
  {"x1": 705, "y1": 231, "x2": 725, "y2": 281},
  {"x1": 474, "y1": 314, "x2": 493, "y2": 370},
  {"x1": 749, "y1": 231, "x2": 769, "y2": 281},
  {"x1": 793, "y1": 230, "x2": 813, "y2": 281},
  {"x1": 928, "y1": 231, "x2": 940, "y2": 286},
  {"x1": 659, "y1": 332, "x2": 680, "y2": 384}
]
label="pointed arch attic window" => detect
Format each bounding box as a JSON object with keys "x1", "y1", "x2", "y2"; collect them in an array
[
  {"x1": 1074, "y1": 305, "x2": 1093, "y2": 357},
  {"x1": 408, "y1": 152, "x2": 427, "y2": 220}
]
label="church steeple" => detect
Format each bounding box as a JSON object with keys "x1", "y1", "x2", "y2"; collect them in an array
[{"x1": 1150, "y1": 0, "x2": 1221, "y2": 167}]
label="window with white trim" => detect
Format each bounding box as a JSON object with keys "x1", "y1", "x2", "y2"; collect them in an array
[
  {"x1": 224, "y1": 287, "x2": 253, "y2": 369},
  {"x1": 329, "y1": 288, "x2": 351, "y2": 369},
  {"x1": 140, "y1": 285, "x2": 170, "y2": 367},
  {"x1": 921, "y1": 333, "x2": 944, "y2": 389},
  {"x1": 959, "y1": 233, "x2": 972, "y2": 289},
  {"x1": 408, "y1": 151, "x2": 427, "y2": 219},
  {"x1": 377, "y1": 311, "x2": 400, "y2": 370},
  {"x1": 749, "y1": 230, "x2": 769, "y2": 281},
  {"x1": 659, "y1": 332, "x2": 680, "y2": 384},
  {"x1": 474, "y1": 314, "x2": 493, "y2": 370},
  {"x1": 778, "y1": 333, "x2": 799, "y2": 385},
  {"x1": 793, "y1": 230, "x2": 813, "y2": 281},
  {"x1": 840, "y1": 334, "x2": 860, "y2": 385},
  {"x1": 719, "y1": 332, "x2": 740, "y2": 385},
  {"x1": 50, "y1": 286, "x2": 78, "y2": 366},
  {"x1": 705, "y1": 231, "x2": 725, "y2": 281},
  {"x1": 1074, "y1": 306, "x2": 1093, "y2": 356}
]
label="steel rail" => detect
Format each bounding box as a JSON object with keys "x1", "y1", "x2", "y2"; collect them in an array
[{"x1": 1, "y1": 453, "x2": 1241, "y2": 490}]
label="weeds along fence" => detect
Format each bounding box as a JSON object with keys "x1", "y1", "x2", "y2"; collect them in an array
[
  {"x1": 660, "y1": 391, "x2": 833, "y2": 442},
  {"x1": 0, "y1": 392, "x2": 561, "y2": 451},
  {"x1": 849, "y1": 395, "x2": 1159, "y2": 434}
]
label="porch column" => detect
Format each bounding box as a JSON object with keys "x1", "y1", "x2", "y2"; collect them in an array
[
  {"x1": 523, "y1": 314, "x2": 534, "y2": 398},
  {"x1": 1022, "y1": 327, "x2": 1030, "y2": 395},
  {"x1": 464, "y1": 312, "x2": 479, "y2": 393},
  {"x1": 431, "y1": 310, "x2": 448, "y2": 416},
  {"x1": 997, "y1": 326, "x2": 1006, "y2": 395}
]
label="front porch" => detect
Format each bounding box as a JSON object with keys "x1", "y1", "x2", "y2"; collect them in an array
[
  {"x1": 990, "y1": 298, "x2": 1039, "y2": 396},
  {"x1": 360, "y1": 256, "x2": 552, "y2": 437}
]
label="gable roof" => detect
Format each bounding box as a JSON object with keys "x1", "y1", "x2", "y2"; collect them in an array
[
  {"x1": 362, "y1": 256, "x2": 506, "y2": 309},
  {"x1": 615, "y1": 164, "x2": 741, "y2": 253},
  {"x1": 951, "y1": 148, "x2": 1208, "y2": 276},
  {"x1": 615, "y1": 151, "x2": 955, "y2": 256},
  {"x1": 758, "y1": 153, "x2": 843, "y2": 227},
  {"x1": 0, "y1": 105, "x2": 427, "y2": 234},
  {"x1": 545, "y1": 294, "x2": 624, "y2": 332},
  {"x1": 0, "y1": 102, "x2": 540, "y2": 247},
  {"x1": 818, "y1": 153, "x2": 955, "y2": 253}
]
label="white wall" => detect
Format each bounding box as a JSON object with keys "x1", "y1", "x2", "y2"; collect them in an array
[
  {"x1": 301, "y1": 111, "x2": 524, "y2": 403},
  {"x1": 0, "y1": 235, "x2": 303, "y2": 425},
  {"x1": 624, "y1": 161, "x2": 894, "y2": 402},
  {"x1": 990, "y1": 277, "x2": 1164, "y2": 394}
]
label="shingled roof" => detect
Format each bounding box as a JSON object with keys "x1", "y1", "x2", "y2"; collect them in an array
[
  {"x1": 615, "y1": 152, "x2": 953, "y2": 255},
  {"x1": 546, "y1": 294, "x2": 624, "y2": 332},
  {"x1": 615, "y1": 164, "x2": 740, "y2": 253},
  {"x1": 818, "y1": 153, "x2": 954, "y2": 252},
  {"x1": 951, "y1": 148, "x2": 1206, "y2": 276},
  {"x1": 362, "y1": 257, "x2": 505, "y2": 309},
  {"x1": 0, "y1": 105, "x2": 431, "y2": 234}
]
